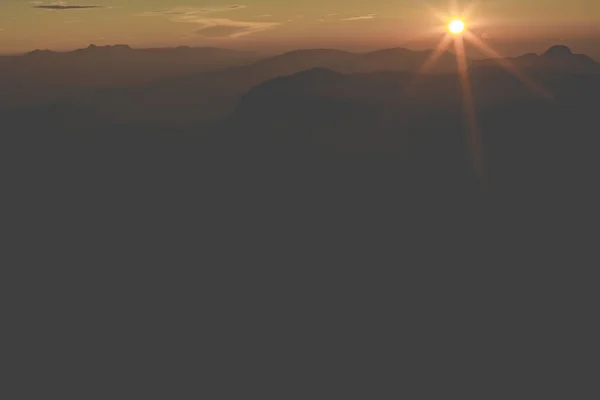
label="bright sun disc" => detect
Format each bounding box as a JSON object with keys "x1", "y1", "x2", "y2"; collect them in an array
[{"x1": 449, "y1": 19, "x2": 465, "y2": 34}]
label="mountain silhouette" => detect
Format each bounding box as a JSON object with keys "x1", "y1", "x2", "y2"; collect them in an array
[
  {"x1": 22, "y1": 43, "x2": 250, "y2": 62},
  {"x1": 253, "y1": 47, "x2": 460, "y2": 74},
  {"x1": 4, "y1": 35, "x2": 600, "y2": 400},
  {"x1": 3, "y1": 43, "x2": 600, "y2": 140},
  {"x1": 0, "y1": 44, "x2": 258, "y2": 112},
  {"x1": 172, "y1": 47, "x2": 461, "y2": 92},
  {"x1": 0, "y1": 44, "x2": 257, "y2": 87},
  {"x1": 349, "y1": 48, "x2": 458, "y2": 73},
  {"x1": 224, "y1": 63, "x2": 600, "y2": 189},
  {"x1": 471, "y1": 45, "x2": 600, "y2": 74},
  {"x1": 5, "y1": 44, "x2": 600, "y2": 374},
  {"x1": 0, "y1": 44, "x2": 462, "y2": 127}
]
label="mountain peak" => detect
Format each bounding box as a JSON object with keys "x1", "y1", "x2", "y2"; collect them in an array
[
  {"x1": 543, "y1": 45, "x2": 573, "y2": 58},
  {"x1": 29, "y1": 49, "x2": 52, "y2": 54},
  {"x1": 86, "y1": 44, "x2": 132, "y2": 51}
]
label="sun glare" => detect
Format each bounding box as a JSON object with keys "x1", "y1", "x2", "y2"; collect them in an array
[
  {"x1": 408, "y1": 0, "x2": 552, "y2": 183},
  {"x1": 448, "y1": 19, "x2": 465, "y2": 35}
]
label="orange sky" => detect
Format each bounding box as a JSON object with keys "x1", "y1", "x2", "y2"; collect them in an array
[{"x1": 1, "y1": 1, "x2": 599, "y2": 57}]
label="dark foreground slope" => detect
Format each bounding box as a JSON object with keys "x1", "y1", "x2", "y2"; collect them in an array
[
  {"x1": 4, "y1": 64, "x2": 598, "y2": 262},
  {"x1": 3, "y1": 50, "x2": 600, "y2": 399},
  {"x1": 230, "y1": 66, "x2": 599, "y2": 192}
]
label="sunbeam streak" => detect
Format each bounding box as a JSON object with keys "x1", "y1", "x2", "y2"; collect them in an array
[
  {"x1": 427, "y1": 0, "x2": 478, "y2": 24},
  {"x1": 464, "y1": 32, "x2": 554, "y2": 100},
  {"x1": 413, "y1": 0, "x2": 451, "y2": 24},
  {"x1": 461, "y1": 1, "x2": 480, "y2": 20},
  {"x1": 420, "y1": 34, "x2": 453, "y2": 73},
  {"x1": 449, "y1": 0, "x2": 459, "y2": 16},
  {"x1": 402, "y1": 34, "x2": 453, "y2": 96},
  {"x1": 454, "y1": 35, "x2": 485, "y2": 182},
  {"x1": 411, "y1": 0, "x2": 558, "y2": 183},
  {"x1": 411, "y1": 0, "x2": 556, "y2": 183}
]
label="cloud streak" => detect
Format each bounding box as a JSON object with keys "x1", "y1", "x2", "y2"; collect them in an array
[
  {"x1": 342, "y1": 14, "x2": 376, "y2": 21},
  {"x1": 135, "y1": 5, "x2": 247, "y2": 17},
  {"x1": 32, "y1": 2, "x2": 103, "y2": 10},
  {"x1": 192, "y1": 18, "x2": 280, "y2": 38},
  {"x1": 135, "y1": 5, "x2": 280, "y2": 38}
]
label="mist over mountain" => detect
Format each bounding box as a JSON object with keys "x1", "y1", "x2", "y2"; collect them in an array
[
  {"x1": 0, "y1": 44, "x2": 261, "y2": 115},
  {"x1": 175, "y1": 47, "x2": 460, "y2": 92},
  {"x1": 3, "y1": 44, "x2": 599, "y2": 202},
  {"x1": 2, "y1": 43, "x2": 597, "y2": 133},
  {"x1": 0, "y1": 44, "x2": 462, "y2": 129},
  {"x1": 0, "y1": 44, "x2": 257, "y2": 86}
]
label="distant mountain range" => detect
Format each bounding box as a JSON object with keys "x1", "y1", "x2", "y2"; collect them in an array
[
  {"x1": 169, "y1": 47, "x2": 460, "y2": 93},
  {"x1": 0, "y1": 44, "x2": 258, "y2": 86},
  {"x1": 0, "y1": 45, "x2": 460, "y2": 126},
  {"x1": 3, "y1": 43, "x2": 596, "y2": 92},
  {"x1": 228, "y1": 49, "x2": 600, "y2": 152},
  {"x1": 1, "y1": 44, "x2": 598, "y2": 132},
  {"x1": 4, "y1": 43, "x2": 600, "y2": 264},
  {"x1": 471, "y1": 45, "x2": 600, "y2": 74},
  {"x1": 0, "y1": 44, "x2": 461, "y2": 88}
]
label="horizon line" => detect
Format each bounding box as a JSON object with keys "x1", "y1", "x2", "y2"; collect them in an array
[{"x1": 1, "y1": 42, "x2": 595, "y2": 61}]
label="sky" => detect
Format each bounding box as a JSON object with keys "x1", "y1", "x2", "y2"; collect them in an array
[{"x1": 1, "y1": 0, "x2": 600, "y2": 55}]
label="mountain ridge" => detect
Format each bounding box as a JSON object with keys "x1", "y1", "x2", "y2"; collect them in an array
[
  {"x1": 471, "y1": 45, "x2": 600, "y2": 74},
  {"x1": 19, "y1": 44, "x2": 248, "y2": 57}
]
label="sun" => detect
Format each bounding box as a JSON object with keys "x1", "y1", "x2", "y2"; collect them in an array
[
  {"x1": 448, "y1": 19, "x2": 466, "y2": 35},
  {"x1": 413, "y1": 1, "x2": 551, "y2": 183}
]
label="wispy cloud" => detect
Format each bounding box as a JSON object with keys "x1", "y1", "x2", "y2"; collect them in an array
[
  {"x1": 135, "y1": 5, "x2": 247, "y2": 17},
  {"x1": 135, "y1": 5, "x2": 280, "y2": 38},
  {"x1": 342, "y1": 14, "x2": 376, "y2": 21},
  {"x1": 31, "y1": 2, "x2": 104, "y2": 10},
  {"x1": 193, "y1": 18, "x2": 280, "y2": 38}
]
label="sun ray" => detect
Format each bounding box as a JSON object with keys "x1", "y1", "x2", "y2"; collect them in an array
[
  {"x1": 417, "y1": 0, "x2": 478, "y2": 24},
  {"x1": 402, "y1": 34, "x2": 453, "y2": 97},
  {"x1": 463, "y1": 31, "x2": 554, "y2": 100},
  {"x1": 412, "y1": 0, "x2": 450, "y2": 23},
  {"x1": 419, "y1": 34, "x2": 454, "y2": 74},
  {"x1": 428, "y1": 6, "x2": 451, "y2": 24},
  {"x1": 412, "y1": 0, "x2": 553, "y2": 183},
  {"x1": 453, "y1": 35, "x2": 485, "y2": 182},
  {"x1": 400, "y1": 25, "x2": 451, "y2": 45},
  {"x1": 449, "y1": 0, "x2": 459, "y2": 17},
  {"x1": 462, "y1": 1, "x2": 480, "y2": 19}
]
